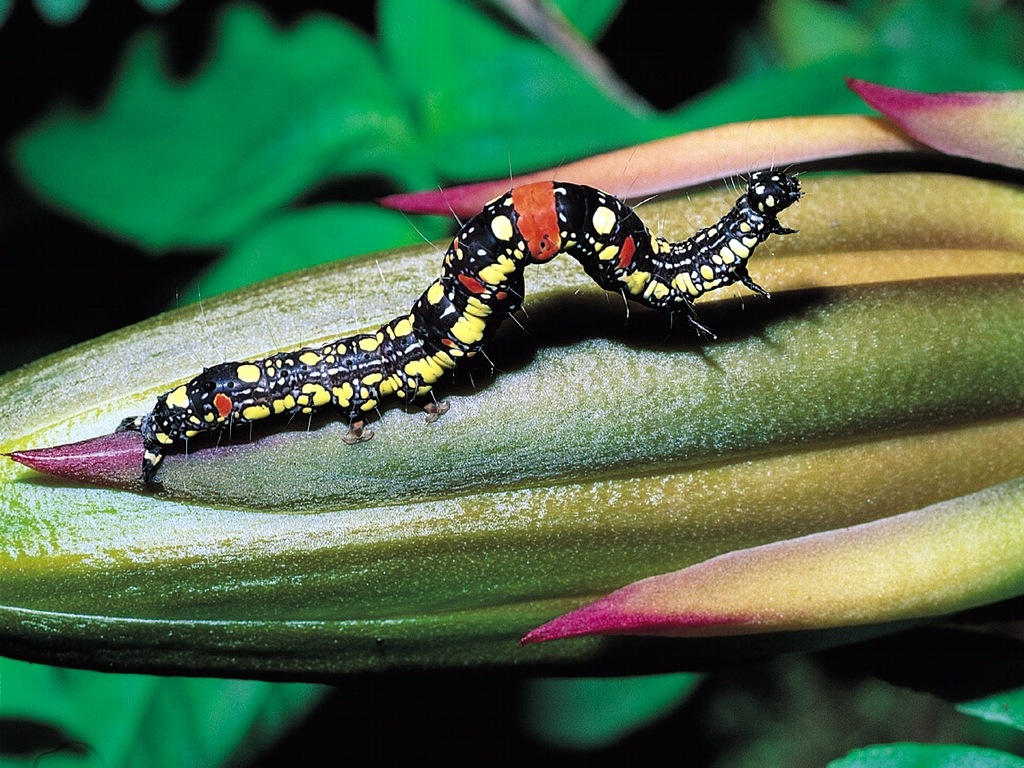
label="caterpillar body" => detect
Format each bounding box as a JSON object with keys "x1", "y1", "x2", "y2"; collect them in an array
[{"x1": 119, "y1": 171, "x2": 801, "y2": 483}]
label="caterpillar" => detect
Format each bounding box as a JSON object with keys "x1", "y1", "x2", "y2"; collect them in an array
[{"x1": 118, "y1": 171, "x2": 801, "y2": 483}]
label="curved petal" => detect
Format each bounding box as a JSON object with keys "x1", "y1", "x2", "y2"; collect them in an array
[
  {"x1": 380, "y1": 115, "x2": 922, "y2": 216},
  {"x1": 848, "y1": 78, "x2": 1024, "y2": 170},
  {"x1": 523, "y1": 477, "x2": 1024, "y2": 642}
]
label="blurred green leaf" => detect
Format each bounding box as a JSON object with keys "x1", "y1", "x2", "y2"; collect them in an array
[
  {"x1": 523, "y1": 673, "x2": 702, "y2": 749},
  {"x1": 0, "y1": 656, "x2": 328, "y2": 768},
  {"x1": 185, "y1": 204, "x2": 448, "y2": 301},
  {"x1": 33, "y1": 0, "x2": 86, "y2": 24},
  {"x1": 12, "y1": 5, "x2": 432, "y2": 250},
  {"x1": 379, "y1": 0, "x2": 668, "y2": 180},
  {"x1": 959, "y1": 689, "x2": 1024, "y2": 733},
  {"x1": 828, "y1": 742, "x2": 1024, "y2": 767}
]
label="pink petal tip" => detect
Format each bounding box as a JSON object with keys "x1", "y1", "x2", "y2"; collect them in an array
[
  {"x1": 7, "y1": 431, "x2": 144, "y2": 486},
  {"x1": 847, "y1": 77, "x2": 1024, "y2": 169}
]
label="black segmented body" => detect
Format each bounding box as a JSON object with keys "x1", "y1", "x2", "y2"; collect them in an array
[{"x1": 119, "y1": 171, "x2": 801, "y2": 482}]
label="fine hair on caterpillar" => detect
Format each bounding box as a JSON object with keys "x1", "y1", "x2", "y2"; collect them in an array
[{"x1": 118, "y1": 171, "x2": 801, "y2": 483}]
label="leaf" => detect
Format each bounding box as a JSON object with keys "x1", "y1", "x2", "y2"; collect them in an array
[
  {"x1": 378, "y1": 0, "x2": 667, "y2": 181},
  {"x1": 0, "y1": 656, "x2": 328, "y2": 768},
  {"x1": 185, "y1": 204, "x2": 449, "y2": 301},
  {"x1": 827, "y1": 743, "x2": 1024, "y2": 768},
  {"x1": 959, "y1": 689, "x2": 1024, "y2": 733},
  {"x1": 12, "y1": 5, "x2": 432, "y2": 250},
  {"x1": 522, "y1": 673, "x2": 702, "y2": 749}
]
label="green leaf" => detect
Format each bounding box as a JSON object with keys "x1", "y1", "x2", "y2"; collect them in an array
[
  {"x1": 0, "y1": 656, "x2": 328, "y2": 767},
  {"x1": 33, "y1": 0, "x2": 87, "y2": 24},
  {"x1": 523, "y1": 673, "x2": 702, "y2": 749},
  {"x1": 828, "y1": 742, "x2": 1024, "y2": 768},
  {"x1": 12, "y1": 5, "x2": 432, "y2": 251},
  {"x1": 959, "y1": 689, "x2": 1024, "y2": 733},
  {"x1": 185, "y1": 204, "x2": 449, "y2": 301},
  {"x1": 379, "y1": 0, "x2": 667, "y2": 180}
]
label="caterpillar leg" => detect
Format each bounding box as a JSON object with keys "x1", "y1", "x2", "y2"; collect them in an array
[
  {"x1": 423, "y1": 400, "x2": 450, "y2": 424},
  {"x1": 737, "y1": 270, "x2": 771, "y2": 299},
  {"x1": 342, "y1": 419, "x2": 374, "y2": 445},
  {"x1": 116, "y1": 416, "x2": 164, "y2": 484}
]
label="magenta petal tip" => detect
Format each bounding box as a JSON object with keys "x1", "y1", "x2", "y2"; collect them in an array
[
  {"x1": 847, "y1": 77, "x2": 1024, "y2": 169},
  {"x1": 7, "y1": 431, "x2": 144, "y2": 486}
]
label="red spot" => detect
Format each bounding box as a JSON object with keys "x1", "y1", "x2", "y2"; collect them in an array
[
  {"x1": 441, "y1": 337, "x2": 454, "y2": 347},
  {"x1": 458, "y1": 273, "x2": 487, "y2": 294},
  {"x1": 617, "y1": 236, "x2": 637, "y2": 269},
  {"x1": 512, "y1": 181, "x2": 561, "y2": 262},
  {"x1": 214, "y1": 392, "x2": 233, "y2": 418},
  {"x1": 494, "y1": 290, "x2": 508, "y2": 301}
]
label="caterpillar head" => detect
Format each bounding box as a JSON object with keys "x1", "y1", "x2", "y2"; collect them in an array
[{"x1": 747, "y1": 171, "x2": 802, "y2": 217}]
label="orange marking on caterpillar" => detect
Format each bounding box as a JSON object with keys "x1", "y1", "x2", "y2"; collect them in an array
[
  {"x1": 618, "y1": 235, "x2": 637, "y2": 269},
  {"x1": 512, "y1": 182, "x2": 561, "y2": 262},
  {"x1": 214, "y1": 392, "x2": 232, "y2": 419},
  {"x1": 458, "y1": 273, "x2": 488, "y2": 294}
]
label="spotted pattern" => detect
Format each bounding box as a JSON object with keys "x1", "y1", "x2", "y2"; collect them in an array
[{"x1": 119, "y1": 171, "x2": 800, "y2": 482}]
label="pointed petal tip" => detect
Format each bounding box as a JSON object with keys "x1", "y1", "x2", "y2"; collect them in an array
[
  {"x1": 847, "y1": 77, "x2": 1024, "y2": 170},
  {"x1": 7, "y1": 431, "x2": 145, "y2": 486},
  {"x1": 521, "y1": 598, "x2": 747, "y2": 644}
]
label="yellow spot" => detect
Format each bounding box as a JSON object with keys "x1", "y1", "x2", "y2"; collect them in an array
[
  {"x1": 333, "y1": 383, "x2": 354, "y2": 406},
  {"x1": 478, "y1": 258, "x2": 515, "y2": 285},
  {"x1": 359, "y1": 386, "x2": 369, "y2": 399},
  {"x1": 301, "y1": 383, "x2": 331, "y2": 407},
  {"x1": 144, "y1": 451, "x2": 162, "y2": 465},
  {"x1": 742, "y1": 236, "x2": 759, "y2": 248},
  {"x1": 415, "y1": 385, "x2": 432, "y2": 396},
  {"x1": 598, "y1": 244, "x2": 619, "y2": 262},
  {"x1": 426, "y1": 280, "x2": 445, "y2": 305},
  {"x1": 379, "y1": 374, "x2": 401, "y2": 396},
  {"x1": 359, "y1": 399, "x2": 378, "y2": 412},
  {"x1": 434, "y1": 350, "x2": 456, "y2": 369},
  {"x1": 592, "y1": 206, "x2": 617, "y2": 235},
  {"x1": 236, "y1": 364, "x2": 261, "y2": 383},
  {"x1": 358, "y1": 336, "x2": 380, "y2": 353},
  {"x1": 392, "y1": 315, "x2": 414, "y2": 337},
  {"x1": 405, "y1": 355, "x2": 446, "y2": 383},
  {"x1": 155, "y1": 432, "x2": 173, "y2": 445},
  {"x1": 166, "y1": 385, "x2": 189, "y2": 409},
  {"x1": 466, "y1": 296, "x2": 492, "y2": 317},
  {"x1": 188, "y1": 415, "x2": 202, "y2": 425},
  {"x1": 643, "y1": 280, "x2": 670, "y2": 301},
  {"x1": 719, "y1": 246, "x2": 736, "y2": 265},
  {"x1": 297, "y1": 395, "x2": 310, "y2": 407},
  {"x1": 673, "y1": 272, "x2": 700, "y2": 297},
  {"x1": 729, "y1": 238, "x2": 750, "y2": 259},
  {"x1": 490, "y1": 214, "x2": 514, "y2": 241},
  {"x1": 622, "y1": 270, "x2": 652, "y2": 295},
  {"x1": 184, "y1": 430, "x2": 199, "y2": 438},
  {"x1": 700, "y1": 264, "x2": 716, "y2": 281},
  {"x1": 361, "y1": 373, "x2": 383, "y2": 386},
  {"x1": 739, "y1": 222, "x2": 752, "y2": 233},
  {"x1": 450, "y1": 313, "x2": 487, "y2": 345},
  {"x1": 299, "y1": 351, "x2": 321, "y2": 366},
  {"x1": 204, "y1": 413, "x2": 216, "y2": 423}
]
